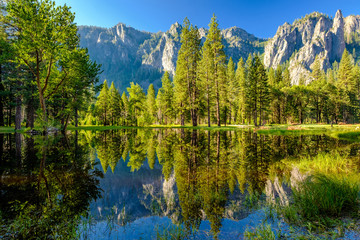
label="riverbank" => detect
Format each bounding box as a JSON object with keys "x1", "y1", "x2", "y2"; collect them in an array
[{"x1": 2, "y1": 124, "x2": 360, "y2": 142}]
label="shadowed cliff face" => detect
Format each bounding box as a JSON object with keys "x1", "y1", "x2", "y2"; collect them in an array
[{"x1": 78, "y1": 23, "x2": 265, "y2": 90}]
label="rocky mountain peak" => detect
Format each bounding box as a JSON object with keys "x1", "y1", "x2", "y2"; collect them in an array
[
  {"x1": 169, "y1": 22, "x2": 182, "y2": 36},
  {"x1": 78, "y1": 21, "x2": 264, "y2": 90},
  {"x1": 332, "y1": 10, "x2": 344, "y2": 34},
  {"x1": 221, "y1": 26, "x2": 258, "y2": 42},
  {"x1": 335, "y1": 9, "x2": 343, "y2": 21},
  {"x1": 264, "y1": 10, "x2": 354, "y2": 85}
]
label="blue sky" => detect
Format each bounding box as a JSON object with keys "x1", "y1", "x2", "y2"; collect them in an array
[{"x1": 55, "y1": 0, "x2": 360, "y2": 38}]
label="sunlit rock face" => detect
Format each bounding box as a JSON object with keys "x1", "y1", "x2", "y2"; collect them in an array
[{"x1": 264, "y1": 10, "x2": 360, "y2": 85}]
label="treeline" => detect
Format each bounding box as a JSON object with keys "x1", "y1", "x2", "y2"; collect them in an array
[
  {"x1": 0, "y1": 0, "x2": 101, "y2": 130},
  {"x1": 90, "y1": 16, "x2": 360, "y2": 127},
  {"x1": 2, "y1": 2, "x2": 360, "y2": 129}
]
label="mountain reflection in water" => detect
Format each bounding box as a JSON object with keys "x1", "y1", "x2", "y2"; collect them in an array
[{"x1": 0, "y1": 129, "x2": 356, "y2": 239}]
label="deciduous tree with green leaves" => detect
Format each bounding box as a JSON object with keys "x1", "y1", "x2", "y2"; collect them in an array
[{"x1": 5, "y1": 0, "x2": 81, "y2": 127}]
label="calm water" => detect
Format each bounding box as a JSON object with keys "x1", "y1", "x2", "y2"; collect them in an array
[{"x1": 0, "y1": 129, "x2": 357, "y2": 239}]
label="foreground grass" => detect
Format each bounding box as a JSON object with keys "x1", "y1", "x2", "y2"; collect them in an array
[
  {"x1": 244, "y1": 224, "x2": 276, "y2": 240},
  {"x1": 294, "y1": 174, "x2": 360, "y2": 221},
  {"x1": 260, "y1": 151, "x2": 360, "y2": 239},
  {"x1": 284, "y1": 152, "x2": 359, "y2": 175}
]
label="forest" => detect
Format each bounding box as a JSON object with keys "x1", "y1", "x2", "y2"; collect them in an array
[{"x1": 1, "y1": 0, "x2": 360, "y2": 131}]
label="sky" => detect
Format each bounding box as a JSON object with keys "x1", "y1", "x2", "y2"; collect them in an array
[{"x1": 55, "y1": 0, "x2": 360, "y2": 38}]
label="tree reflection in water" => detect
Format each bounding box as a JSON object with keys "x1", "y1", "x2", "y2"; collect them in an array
[
  {"x1": 1, "y1": 129, "x2": 356, "y2": 239},
  {"x1": 0, "y1": 132, "x2": 103, "y2": 239}
]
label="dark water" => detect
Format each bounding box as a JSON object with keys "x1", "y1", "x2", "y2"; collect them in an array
[{"x1": 0, "y1": 129, "x2": 357, "y2": 239}]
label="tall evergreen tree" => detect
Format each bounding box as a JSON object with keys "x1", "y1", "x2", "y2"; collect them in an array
[
  {"x1": 226, "y1": 57, "x2": 237, "y2": 124},
  {"x1": 95, "y1": 80, "x2": 109, "y2": 126},
  {"x1": 174, "y1": 18, "x2": 201, "y2": 126},
  {"x1": 127, "y1": 82, "x2": 145, "y2": 126},
  {"x1": 199, "y1": 15, "x2": 226, "y2": 126},
  {"x1": 145, "y1": 84, "x2": 157, "y2": 125},
  {"x1": 235, "y1": 58, "x2": 246, "y2": 124},
  {"x1": 121, "y1": 92, "x2": 130, "y2": 126},
  {"x1": 257, "y1": 56, "x2": 270, "y2": 125},
  {"x1": 337, "y1": 49, "x2": 355, "y2": 122},
  {"x1": 108, "y1": 82, "x2": 121, "y2": 126},
  {"x1": 247, "y1": 55, "x2": 270, "y2": 126},
  {"x1": 158, "y1": 72, "x2": 174, "y2": 125}
]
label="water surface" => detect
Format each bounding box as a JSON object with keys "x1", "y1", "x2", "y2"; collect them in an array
[{"x1": 0, "y1": 129, "x2": 357, "y2": 239}]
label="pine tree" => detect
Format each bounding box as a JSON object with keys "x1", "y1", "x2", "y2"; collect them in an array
[
  {"x1": 338, "y1": 49, "x2": 355, "y2": 92},
  {"x1": 174, "y1": 18, "x2": 201, "y2": 126},
  {"x1": 256, "y1": 56, "x2": 270, "y2": 126},
  {"x1": 337, "y1": 49, "x2": 355, "y2": 122},
  {"x1": 127, "y1": 82, "x2": 145, "y2": 126},
  {"x1": 199, "y1": 15, "x2": 226, "y2": 126},
  {"x1": 95, "y1": 80, "x2": 109, "y2": 126},
  {"x1": 121, "y1": 92, "x2": 130, "y2": 126},
  {"x1": 108, "y1": 82, "x2": 121, "y2": 126},
  {"x1": 226, "y1": 57, "x2": 237, "y2": 124},
  {"x1": 145, "y1": 84, "x2": 157, "y2": 125},
  {"x1": 199, "y1": 35, "x2": 214, "y2": 127},
  {"x1": 244, "y1": 54, "x2": 253, "y2": 124},
  {"x1": 247, "y1": 55, "x2": 270, "y2": 126},
  {"x1": 158, "y1": 72, "x2": 174, "y2": 125},
  {"x1": 235, "y1": 58, "x2": 246, "y2": 124}
]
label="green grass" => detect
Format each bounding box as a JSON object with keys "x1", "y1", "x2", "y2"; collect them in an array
[
  {"x1": 244, "y1": 223, "x2": 276, "y2": 240},
  {"x1": 3, "y1": 123, "x2": 360, "y2": 135},
  {"x1": 155, "y1": 225, "x2": 188, "y2": 240},
  {"x1": 336, "y1": 131, "x2": 360, "y2": 142},
  {"x1": 293, "y1": 174, "x2": 360, "y2": 223},
  {"x1": 256, "y1": 129, "x2": 327, "y2": 136},
  {"x1": 0, "y1": 127, "x2": 16, "y2": 133},
  {"x1": 67, "y1": 124, "x2": 240, "y2": 131},
  {"x1": 285, "y1": 152, "x2": 359, "y2": 175}
]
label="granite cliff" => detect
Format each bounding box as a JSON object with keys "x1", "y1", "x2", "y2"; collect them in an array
[
  {"x1": 78, "y1": 23, "x2": 265, "y2": 90},
  {"x1": 78, "y1": 10, "x2": 360, "y2": 89},
  {"x1": 264, "y1": 10, "x2": 360, "y2": 84}
]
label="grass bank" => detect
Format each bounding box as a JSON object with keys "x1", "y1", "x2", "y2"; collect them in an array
[
  {"x1": 268, "y1": 151, "x2": 360, "y2": 236},
  {"x1": 68, "y1": 124, "x2": 241, "y2": 131}
]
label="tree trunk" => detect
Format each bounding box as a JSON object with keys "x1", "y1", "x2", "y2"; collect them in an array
[
  {"x1": 75, "y1": 108, "x2": 78, "y2": 127},
  {"x1": 15, "y1": 133, "x2": 22, "y2": 160},
  {"x1": 253, "y1": 110, "x2": 257, "y2": 127},
  {"x1": 15, "y1": 95, "x2": 22, "y2": 130},
  {"x1": 26, "y1": 95, "x2": 35, "y2": 128},
  {"x1": 38, "y1": 90, "x2": 48, "y2": 124},
  {"x1": 63, "y1": 114, "x2": 70, "y2": 131},
  {"x1": 207, "y1": 91, "x2": 211, "y2": 127},
  {"x1": 229, "y1": 105, "x2": 232, "y2": 125},
  {"x1": 0, "y1": 134, "x2": 3, "y2": 164},
  {"x1": 0, "y1": 64, "x2": 4, "y2": 126},
  {"x1": 179, "y1": 102, "x2": 185, "y2": 126},
  {"x1": 191, "y1": 109, "x2": 198, "y2": 127},
  {"x1": 8, "y1": 107, "x2": 11, "y2": 127},
  {"x1": 216, "y1": 91, "x2": 220, "y2": 127}
]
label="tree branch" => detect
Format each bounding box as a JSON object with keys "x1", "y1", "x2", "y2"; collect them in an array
[
  {"x1": 22, "y1": 58, "x2": 36, "y2": 77},
  {"x1": 41, "y1": 58, "x2": 53, "y2": 95},
  {"x1": 45, "y1": 70, "x2": 68, "y2": 99}
]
